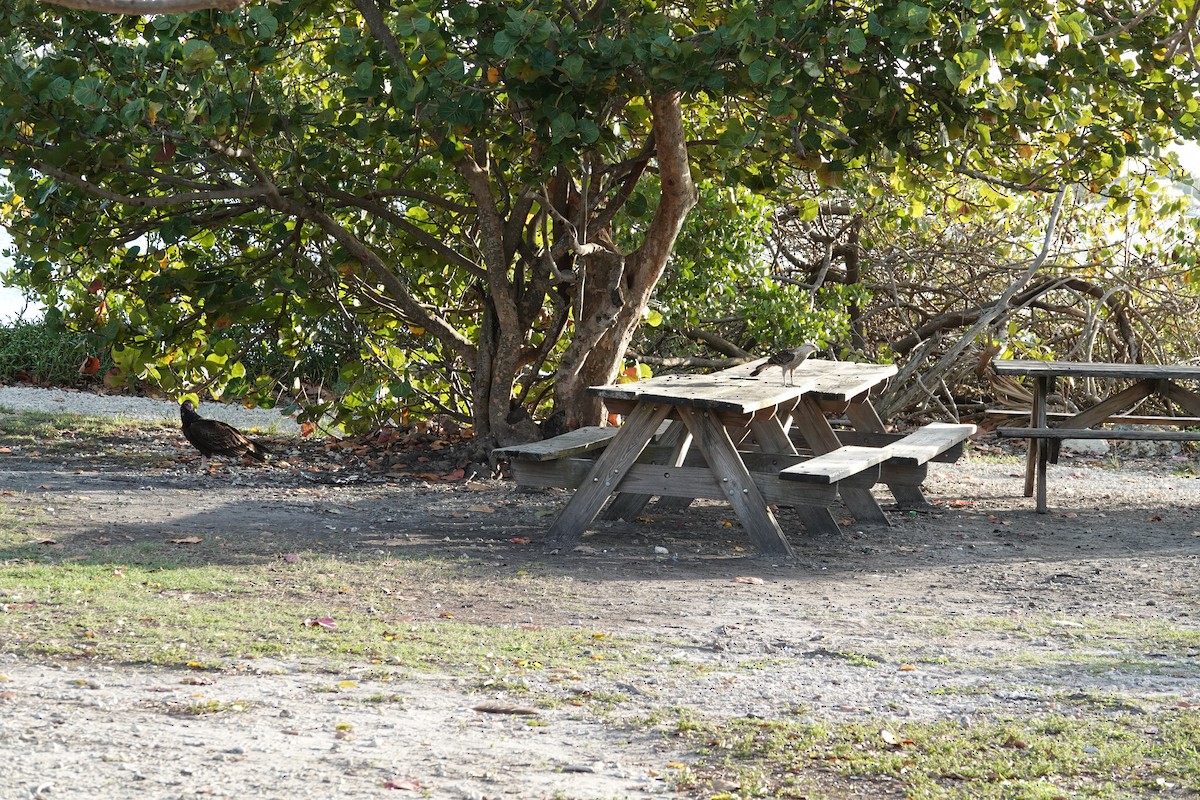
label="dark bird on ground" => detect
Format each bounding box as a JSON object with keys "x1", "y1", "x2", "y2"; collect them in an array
[
  {"x1": 750, "y1": 343, "x2": 818, "y2": 386},
  {"x1": 180, "y1": 401, "x2": 271, "y2": 461}
]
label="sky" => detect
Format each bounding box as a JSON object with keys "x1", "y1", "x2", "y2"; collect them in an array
[{"x1": 3, "y1": 145, "x2": 1200, "y2": 322}]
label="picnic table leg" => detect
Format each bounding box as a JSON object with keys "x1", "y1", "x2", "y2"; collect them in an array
[
  {"x1": 749, "y1": 411, "x2": 842, "y2": 537},
  {"x1": 843, "y1": 399, "x2": 930, "y2": 509},
  {"x1": 677, "y1": 406, "x2": 795, "y2": 558},
  {"x1": 602, "y1": 422, "x2": 693, "y2": 520},
  {"x1": 1031, "y1": 376, "x2": 1052, "y2": 513},
  {"x1": 791, "y1": 397, "x2": 890, "y2": 526},
  {"x1": 547, "y1": 402, "x2": 672, "y2": 547}
]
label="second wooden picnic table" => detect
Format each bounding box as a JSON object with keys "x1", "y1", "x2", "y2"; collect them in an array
[
  {"x1": 515, "y1": 358, "x2": 973, "y2": 557},
  {"x1": 994, "y1": 359, "x2": 1200, "y2": 512}
]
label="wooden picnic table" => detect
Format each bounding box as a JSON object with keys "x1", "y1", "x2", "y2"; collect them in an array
[
  {"x1": 496, "y1": 358, "x2": 974, "y2": 557},
  {"x1": 993, "y1": 359, "x2": 1200, "y2": 512}
]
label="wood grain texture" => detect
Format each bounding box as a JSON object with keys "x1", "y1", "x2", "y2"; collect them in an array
[
  {"x1": 887, "y1": 423, "x2": 976, "y2": 466},
  {"x1": 546, "y1": 402, "x2": 672, "y2": 546},
  {"x1": 779, "y1": 446, "x2": 892, "y2": 484},
  {"x1": 677, "y1": 406, "x2": 795, "y2": 557},
  {"x1": 993, "y1": 360, "x2": 1200, "y2": 380},
  {"x1": 997, "y1": 427, "x2": 1200, "y2": 440},
  {"x1": 492, "y1": 426, "x2": 618, "y2": 461}
]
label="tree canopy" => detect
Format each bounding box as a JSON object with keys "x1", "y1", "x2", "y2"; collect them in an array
[{"x1": 3, "y1": 0, "x2": 1200, "y2": 445}]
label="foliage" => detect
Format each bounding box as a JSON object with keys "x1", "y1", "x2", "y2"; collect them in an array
[
  {"x1": 3, "y1": 0, "x2": 1200, "y2": 440},
  {"x1": 0, "y1": 317, "x2": 111, "y2": 384}
]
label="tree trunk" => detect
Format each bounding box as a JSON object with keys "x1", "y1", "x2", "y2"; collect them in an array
[{"x1": 554, "y1": 91, "x2": 698, "y2": 428}]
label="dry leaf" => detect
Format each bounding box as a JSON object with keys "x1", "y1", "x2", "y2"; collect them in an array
[
  {"x1": 899, "y1": 663, "x2": 917, "y2": 671},
  {"x1": 880, "y1": 729, "x2": 901, "y2": 746},
  {"x1": 732, "y1": 576, "x2": 765, "y2": 585},
  {"x1": 572, "y1": 545, "x2": 598, "y2": 555},
  {"x1": 383, "y1": 778, "x2": 424, "y2": 791},
  {"x1": 303, "y1": 616, "x2": 337, "y2": 629},
  {"x1": 169, "y1": 536, "x2": 202, "y2": 545},
  {"x1": 467, "y1": 504, "x2": 495, "y2": 513},
  {"x1": 361, "y1": 539, "x2": 407, "y2": 547}
]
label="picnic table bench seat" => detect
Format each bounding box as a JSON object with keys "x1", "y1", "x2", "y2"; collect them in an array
[
  {"x1": 492, "y1": 426, "x2": 618, "y2": 462},
  {"x1": 996, "y1": 427, "x2": 1200, "y2": 441},
  {"x1": 986, "y1": 409, "x2": 1200, "y2": 427},
  {"x1": 779, "y1": 445, "x2": 891, "y2": 484}
]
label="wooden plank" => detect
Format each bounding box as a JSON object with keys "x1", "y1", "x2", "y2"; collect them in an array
[
  {"x1": 887, "y1": 423, "x2": 976, "y2": 466},
  {"x1": 779, "y1": 446, "x2": 892, "y2": 485},
  {"x1": 592, "y1": 360, "x2": 897, "y2": 411},
  {"x1": 546, "y1": 403, "x2": 672, "y2": 546},
  {"x1": 993, "y1": 360, "x2": 1200, "y2": 381},
  {"x1": 986, "y1": 409, "x2": 1200, "y2": 426},
  {"x1": 1163, "y1": 381, "x2": 1200, "y2": 417},
  {"x1": 602, "y1": 422, "x2": 692, "y2": 521},
  {"x1": 589, "y1": 371, "x2": 817, "y2": 414},
  {"x1": 678, "y1": 406, "x2": 795, "y2": 558},
  {"x1": 1054, "y1": 380, "x2": 1159, "y2": 430},
  {"x1": 492, "y1": 426, "x2": 618, "y2": 462},
  {"x1": 997, "y1": 427, "x2": 1200, "y2": 441},
  {"x1": 511, "y1": 458, "x2": 839, "y2": 506}
]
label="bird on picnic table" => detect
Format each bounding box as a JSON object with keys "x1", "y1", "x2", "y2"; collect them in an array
[
  {"x1": 179, "y1": 400, "x2": 271, "y2": 462},
  {"x1": 750, "y1": 343, "x2": 819, "y2": 386}
]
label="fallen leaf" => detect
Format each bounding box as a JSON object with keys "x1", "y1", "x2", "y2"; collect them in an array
[
  {"x1": 510, "y1": 537, "x2": 532, "y2": 545},
  {"x1": 303, "y1": 616, "x2": 337, "y2": 629},
  {"x1": 467, "y1": 504, "x2": 495, "y2": 513},
  {"x1": 881, "y1": 729, "x2": 901, "y2": 746},
  {"x1": 899, "y1": 664, "x2": 917, "y2": 671},
  {"x1": 573, "y1": 545, "x2": 598, "y2": 555},
  {"x1": 732, "y1": 576, "x2": 765, "y2": 585},
  {"x1": 169, "y1": 536, "x2": 203, "y2": 545},
  {"x1": 383, "y1": 778, "x2": 423, "y2": 791},
  {"x1": 361, "y1": 539, "x2": 407, "y2": 547}
]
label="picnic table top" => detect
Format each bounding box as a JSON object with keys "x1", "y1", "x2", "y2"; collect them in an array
[
  {"x1": 993, "y1": 359, "x2": 1200, "y2": 380},
  {"x1": 588, "y1": 359, "x2": 897, "y2": 414}
]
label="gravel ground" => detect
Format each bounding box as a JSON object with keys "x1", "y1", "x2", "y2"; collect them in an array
[{"x1": 1, "y1": 387, "x2": 1200, "y2": 799}]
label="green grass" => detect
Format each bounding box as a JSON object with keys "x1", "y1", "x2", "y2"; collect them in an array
[
  {"x1": 0, "y1": 541, "x2": 637, "y2": 680},
  {"x1": 0, "y1": 407, "x2": 177, "y2": 451},
  {"x1": 0, "y1": 320, "x2": 110, "y2": 386},
  {"x1": 655, "y1": 708, "x2": 1200, "y2": 799}
]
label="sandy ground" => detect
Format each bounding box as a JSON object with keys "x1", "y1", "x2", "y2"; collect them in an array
[{"x1": 1, "y1": 395, "x2": 1199, "y2": 798}]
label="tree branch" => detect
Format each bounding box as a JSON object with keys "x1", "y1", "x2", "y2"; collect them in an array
[{"x1": 38, "y1": 0, "x2": 249, "y2": 13}]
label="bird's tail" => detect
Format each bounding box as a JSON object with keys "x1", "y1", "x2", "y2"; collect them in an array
[
  {"x1": 749, "y1": 362, "x2": 769, "y2": 377},
  {"x1": 246, "y1": 440, "x2": 272, "y2": 461}
]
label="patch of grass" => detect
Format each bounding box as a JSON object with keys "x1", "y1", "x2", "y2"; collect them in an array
[
  {"x1": 0, "y1": 407, "x2": 178, "y2": 461},
  {"x1": 654, "y1": 708, "x2": 1200, "y2": 798},
  {"x1": 0, "y1": 553, "x2": 640, "y2": 681},
  {"x1": 0, "y1": 320, "x2": 110, "y2": 386},
  {"x1": 895, "y1": 611, "x2": 1200, "y2": 660},
  {"x1": 167, "y1": 698, "x2": 256, "y2": 716}
]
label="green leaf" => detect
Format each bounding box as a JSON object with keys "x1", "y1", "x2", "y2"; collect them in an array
[
  {"x1": 181, "y1": 40, "x2": 218, "y2": 73},
  {"x1": 71, "y1": 78, "x2": 105, "y2": 110},
  {"x1": 42, "y1": 76, "x2": 72, "y2": 102},
  {"x1": 247, "y1": 6, "x2": 278, "y2": 40},
  {"x1": 844, "y1": 28, "x2": 866, "y2": 55}
]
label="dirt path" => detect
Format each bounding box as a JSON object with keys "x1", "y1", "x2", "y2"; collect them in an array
[{"x1": 2, "y1": 429, "x2": 1200, "y2": 798}]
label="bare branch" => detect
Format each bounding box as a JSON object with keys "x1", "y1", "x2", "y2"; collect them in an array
[{"x1": 34, "y1": 162, "x2": 272, "y2": 207}]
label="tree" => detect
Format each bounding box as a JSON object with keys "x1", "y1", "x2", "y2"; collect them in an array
[{"x1": 4, "y1": 0, "x2": 1200, "y2": 447}]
